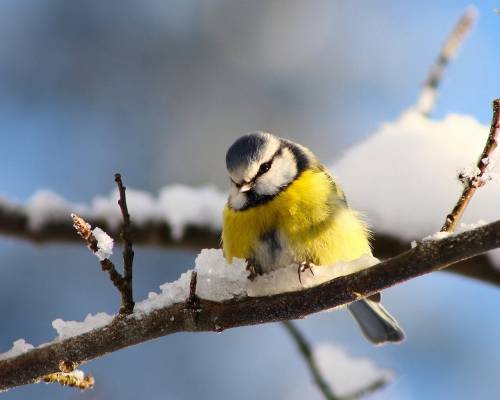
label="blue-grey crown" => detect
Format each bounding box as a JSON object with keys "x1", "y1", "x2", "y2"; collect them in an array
[{"x1": 226, "y1": 132, "x2": 272, "y2": 172}]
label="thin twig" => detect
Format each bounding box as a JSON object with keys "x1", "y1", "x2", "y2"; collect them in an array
[
  {"x1": 114, "y1": 173, "x2": 135, "y2": 314},
  {"x1": 441, "y1": 99, "x2": 499, "y2": 232},
  {"x1": 71, "y1": 213, "x2": 132, "y2": 315},
  {"x1": 416, "y1": 7, "x2": 477, "y2": 116},
  {"x1": 1, "y1": 218, "x2": 500, "y2": 391},
  {"x1": 282, "y1": 321, "x2": 338, "y2": 400},
  {"x1": 187, "y1": 270, "x2": 198, "y2": 308}
]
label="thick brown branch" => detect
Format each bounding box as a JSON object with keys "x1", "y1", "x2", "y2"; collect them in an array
[
  {"x1": 114, "y1": 173, "x2": 135, "y2": 314},
  {"x1": 1, "y1": 219, "x2": 500, "y2": 391},
  {"x1": 441, "y1": 98, "x2": 500, "y2": 232}
]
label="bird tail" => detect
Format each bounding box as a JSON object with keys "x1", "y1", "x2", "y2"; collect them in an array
[{"x1": 347, "y1": 298, "x2": 405, "y2": 345}]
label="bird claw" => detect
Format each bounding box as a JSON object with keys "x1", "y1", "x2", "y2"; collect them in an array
[
  {"x1": 247, "y1": 264, "x2": 258, "y2": 281},
  {"x1": 297, "y1": 261, "x2": 315, "y2": 284}
]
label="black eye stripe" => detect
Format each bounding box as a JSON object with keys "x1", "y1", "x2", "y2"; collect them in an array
[
  {"x1": 231, "y1": 146, "x2": 284, "y2": 187},
  {"x1": 255, "y1": 146, "x2": 283, "y2": 178}
]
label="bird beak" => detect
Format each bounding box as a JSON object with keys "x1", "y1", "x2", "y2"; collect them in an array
[{"x1": 239, "y1": 183, "x2": 252, "y2": 193}]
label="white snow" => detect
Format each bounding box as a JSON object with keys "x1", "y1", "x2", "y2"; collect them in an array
[
  {"x1": 332, "y1": 109, "x2": 500, "y2": 269},
  {"x1": 313, "y1": 343, "x2": 392, "y2": 398},
  {"x1": 52, "y1": 312, "x2": 114, "y2": 340},
  {"x1": 13, "y1": 184, "x2": 226, "y2": 240},
  {"x1": 90, "y1": 185, "x2": 226, "y2": 238},
  {"x1": 134, "y1": 249, "x2": 248, "y2": 315},
  {"x1": 25, "y1": 190, "x2": 85, "y2": 230},
  {"x1": 91, "y1": 227, "x2": 114, "y2": 261},
  {"x1": 247, "y1": 254, "x2": 379, "y2": 297},
  {"x1": 0, "y1": 339, "x2": 34, "y2": 361},
  {"x1": 157, "y1": 185, "x2": 226, "y2": 239}
]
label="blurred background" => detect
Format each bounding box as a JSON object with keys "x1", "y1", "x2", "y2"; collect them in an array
[{"x1": 1, "y1": 1, "x2": 499, "y2": 399}]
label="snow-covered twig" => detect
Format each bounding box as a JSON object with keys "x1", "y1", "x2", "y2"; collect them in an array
[
  {"x1": 416, "y1": 7, "x2": 476, "y2": 116},
  {"x1": 441, "y1": 99, "x2": 500, "y2": 232},
  {"x1": 1, "y1": 218, "x2": 500, "y2": 392},
  {"x1": 71, "y1": 174, "x2": 135, "y2": 314}
]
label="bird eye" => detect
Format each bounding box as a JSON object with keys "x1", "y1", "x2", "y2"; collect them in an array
[{"x1": 258, "y1": 161, "x2": 272, "y2": 175}]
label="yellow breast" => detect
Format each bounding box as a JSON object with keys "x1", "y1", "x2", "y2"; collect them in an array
[{"x1": 222, "y1": 168, "x2": 371, "y2": 266}]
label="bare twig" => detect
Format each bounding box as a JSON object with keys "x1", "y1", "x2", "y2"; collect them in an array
[
  {"x1": 441, "y1": 99, "x2": 500, "y2": 232},
  {"x1": 114, "y1": 173, "x2": 135, "y2": 314},
  {"x1": 187, "y1": 270, "x2": 198, "y2": 308},
  {"x1": 416, "y1": 7, "x2": 477, "y2": 116},
  {"x1": 1, "y1": 218, "x2": 500, "y2": 391}
]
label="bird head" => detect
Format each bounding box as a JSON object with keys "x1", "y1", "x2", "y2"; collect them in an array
[{"x1": 225, "y1": 132, "x2": 311, "y2": 210}]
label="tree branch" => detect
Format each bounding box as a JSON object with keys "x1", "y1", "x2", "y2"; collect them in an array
[
  {"x1": 0, "y1": 202, "x2": 498, "y2": 286},
  {"x1": 114, "y1": 173, "x2": 135, "y2": 314},
  {"x1": 416, "y1": 7, "x2": 476, "y2": 116},
  {"x1": 1, "y1": 218, "x2": 500, "y2": 391},
  {"x1": 282, "y1": 321, "x2": 338, "y2": 400},
  {"x1": 441, "y1": 98, "x2": 500, "y2": 232},
  {"x1": 283, "y1": 321, "x2": 387, "y2": 400}
]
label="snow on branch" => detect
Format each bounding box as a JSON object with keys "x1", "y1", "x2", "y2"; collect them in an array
[{"x1": 1, "y1": 219, "x2": 500, "y2": 392}]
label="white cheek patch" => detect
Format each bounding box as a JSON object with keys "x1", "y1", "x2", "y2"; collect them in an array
[
  {"x1": 229, "y1": 134, "x2": 281, "y2": 184},
  {"x1": 255, "y1": 148, "x2": 298, "y2": 196},
  {"x1": 228, "y1": 183, "x2": 248, "y2": 210}
]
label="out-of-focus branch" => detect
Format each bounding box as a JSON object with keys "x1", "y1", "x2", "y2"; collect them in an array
[
  {"x1": 282, "y1": 321, "x2": 338, "y2": 400},
  {"x1": 1, "y1": 218, "x2": 500, "y2": 391},
  {"x1": 282, "y1": 321, "x2": 388, "y2": 400},
  {"x1": 441, "y1": 99, "x2": 499, "y2": 232},
  {"x1": 416, "y1": 7, "x2": 477, "y2": 116},
  {"x1": 0, "y1": 201, "x2": 498, "y2": 286},
  {"x1": 0, "y1": 204, "x2": 221, "y2": 249}
]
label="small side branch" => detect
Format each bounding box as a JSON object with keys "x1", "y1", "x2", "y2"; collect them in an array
[
  {"x1": 416, "y1": 7, "x2": 477, "y2": 116},
  {"x1": 114, "y1": 173, "x2": 135, "y2": 314},
  {"x1": 441, "y1": 99, "x2": 499, "y2": 232},
  {"x1": 71, "y1": 173, "x2": 136, "y2": 314},
  {"x1": 71, "y1": 214, "x2": 132, "y2": 314},
  {"x1": 42, "y1": 370, "x2": 94, "y2": 390}
]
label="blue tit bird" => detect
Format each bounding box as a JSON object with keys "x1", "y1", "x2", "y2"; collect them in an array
[{"x1": 222, "y1": 132, "x2": 404, "y2": 344}]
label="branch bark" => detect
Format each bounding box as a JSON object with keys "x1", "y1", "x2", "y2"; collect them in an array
[
  {"x1": 1, "y1": 218, "x2": 500, "y2": 391},
  {"x1": 441, "y1": 98, "x2": 499, "y2": 232}
]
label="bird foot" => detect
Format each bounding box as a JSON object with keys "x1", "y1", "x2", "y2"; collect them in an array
[
  {"x1": 297, "y1": 261, "x2": 315, "y2": 284},
  {"x1": 247, "y1": 264, "x2": 259, "y2": 281}
]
